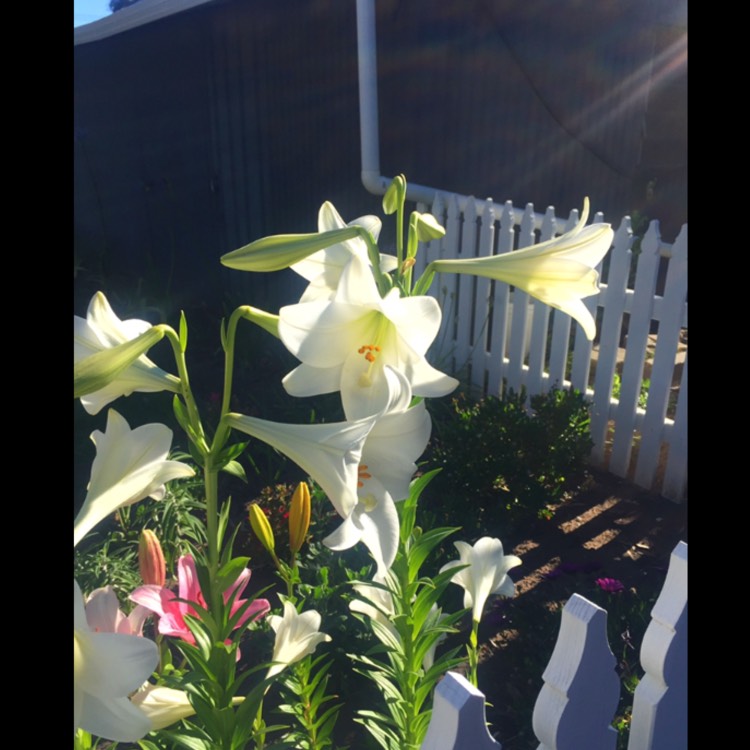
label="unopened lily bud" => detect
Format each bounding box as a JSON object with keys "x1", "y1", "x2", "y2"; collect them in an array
[
  {"x1": 248, "y1": 504, "x2": 275, "y2": 554},
  {"x1": 139, "y1": 529, "x2": 166, "y2": 587},
  {"x1": 414, "y1": 212, "x2": 446, "y2": 243},
  {"x1": 74, "y1": 326, "x2": 168, "y2": 399},
  {"x1": 400, "y1": 258, "x2": 416, "y2": 275},
  {"x1": 221, "y1": 227, "x2": 361, "y2": 273},
  {"x1": 288, "y1": 482, "x2": 311, "y2": 554}
]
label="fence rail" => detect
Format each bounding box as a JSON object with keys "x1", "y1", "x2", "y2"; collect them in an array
[
  {"x1": 421, "y1": 541, "x2": 687, "y2": 750},
  {"x1": 414, "y1": 195, "x2": 688, "y2": 502}
]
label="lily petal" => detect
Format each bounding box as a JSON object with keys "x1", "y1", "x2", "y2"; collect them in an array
[
  {"x1": 267, "y1": 600, "x2": 331, "y2": 678},
  {"x1": 74, "y1": 581, "x2": 158, "y2": 741},
  {"x1": 74, "y1": 410, "x2": 194, "y2": 547},
  {"x1": 130, "y1": 684, "x2": 197, "y2": 731},
  {"x1": 225, "y1": 412, "x2": 375, "y2": 517},
  {"x1": 324, "y1": 477, "x2": 400, "y2": 576},
  {"x1": 291, "y1": 201, "x2": 395, "y2": 302}
]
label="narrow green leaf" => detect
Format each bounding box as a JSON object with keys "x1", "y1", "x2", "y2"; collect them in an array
[{"x1": 221, "y1": 460, "x2": 247, "y2": 482}]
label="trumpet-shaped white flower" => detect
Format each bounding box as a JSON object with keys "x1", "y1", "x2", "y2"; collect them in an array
[
  {"x1": 130, "y1": 684, "x2": 199, "y2": 730},
  {"x1": 267, "y1": 600, "x2": 332, "y2": 678},
  {"x1": 280, "y1": 254, "x2": 458, "y2": 419},
  {"x1": 428, "y1": 199, "x2": 613, "y2": 340},
  {"x1": 225, "y1": 411, "x2": 374, "y2": 519},
  {"x1": 74, "y1": 292, "x2": 180, "y2": 415},
  {"x1": 440, "y1": 537, "x2": 522, "y2": 624},
  {"x1": 74, "y1": 410, "x2": 195, "y2": 547},
  {"x1": 74, "y1": 581, "x2": 158, "y2": 741},
  {"x1": 324, "y1": 368, "x2": 431, "y2": 575},
  {"x1": 291, "y1": 201, "x2": 397, "y2": 302}
]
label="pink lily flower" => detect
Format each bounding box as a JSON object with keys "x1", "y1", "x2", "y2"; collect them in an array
[{"x1": 130, "y1": 555, "x2": 270, "y2": 658}]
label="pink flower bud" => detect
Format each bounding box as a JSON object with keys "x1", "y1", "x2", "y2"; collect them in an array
[{"x1": 139, "y1": 529, "x2": 166, "y2": 587}]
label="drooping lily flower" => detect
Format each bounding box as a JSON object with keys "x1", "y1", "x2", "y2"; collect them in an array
[
  {"x1": 129, "y1": 684, "x2": 244, "y2": 730},
  {"x1": 74, "y1": 410, "x2": 195, "y2": 547},
  {"x1": 280, "y1": 253, "x2": 458, "y2": 418},
  {"x1": 129, "y1": 684, "x2": 196, "y2": 731},
  {"x1": 225, "y1": 410, "x2": 376, "y2": 518},
  {"x1": 130, "y1": 555, "x2": 270, "y2": 657},
  {"x1": 291, "y1": 201, "x2": 397, "y2": 302},
  {"x1": 439, "y1": 537, "x2": 522, "y2": 624},
  {"x1": 266, "y1": 600, "x2": 332, "y2": 678},
  {"x1": 84, "y1": 585, "x2": 149, "y2": 637},
  {"x1": 74, "y1": 292, "x2": 181, "y2": 415},
  {"x1": 324, "y1": 368, "x2": 431, "y2": 575},
  {"x1": 74, "y1": 581, "x2": 158, "y2": 741},
  {"x1": 424, "y1": 199, "x2": 613, "y2": 340}
]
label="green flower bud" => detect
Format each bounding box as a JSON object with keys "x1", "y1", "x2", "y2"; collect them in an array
[{"x1": 221, "y1": 227, "x2": 362, "y2": 273}]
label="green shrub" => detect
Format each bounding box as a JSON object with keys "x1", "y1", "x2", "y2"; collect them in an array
[{"x1": 424, "y1": 386, "x2": 593, "y2": 531}]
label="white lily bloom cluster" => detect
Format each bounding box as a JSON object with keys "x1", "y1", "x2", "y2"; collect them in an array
[{"x1": 254, "y1": 203, "x2": 458, "y2": 574}]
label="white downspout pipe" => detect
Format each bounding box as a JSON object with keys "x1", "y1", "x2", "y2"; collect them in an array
[
  {"x1": 356, "y1": 0, "x2": 441, "y2": 205},
  {"x1": 356, "y1": 0, "x2": 550, "y2": 228}
]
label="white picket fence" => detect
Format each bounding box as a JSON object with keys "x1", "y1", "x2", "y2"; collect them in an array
[
  {"x1": 413, "y1": 195, "x2": 688, "y2": 502},
  {"x1": 421, "y1": 541, "x2": 687, "y2": 750}
]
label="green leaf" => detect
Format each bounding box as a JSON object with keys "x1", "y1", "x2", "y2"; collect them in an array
[
  {"x1": 407, "y1": 526, "x2": 460, "y2": 581},
  {"x1": 216, "y1": 556, "x2": 251, "y2": 594},
  {"x1": 221, "y1": 460, "x2": 247, "y2": 482}
]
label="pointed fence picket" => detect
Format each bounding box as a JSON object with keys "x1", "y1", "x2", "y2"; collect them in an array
[
  {"x1": 413, "y1": 194, "x2": 687, "y2": 501},
  {"x1": 420, "y1": 541, "x2": 687, "y2": 750}
]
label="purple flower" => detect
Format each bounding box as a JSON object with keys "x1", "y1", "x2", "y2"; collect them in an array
[{"x1": 595, "y1": 577, "x2": 625, "y2": 594}]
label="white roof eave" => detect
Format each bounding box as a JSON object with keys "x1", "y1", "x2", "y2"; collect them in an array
[{"x1": 74, "y1": 0, "x2": 217, "y2": 46}]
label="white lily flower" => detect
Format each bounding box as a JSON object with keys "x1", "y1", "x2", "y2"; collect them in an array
[
  {"x1": 74, "y1": 581, "x2": 158, "y2": 741},
  {"x1": 291, "y1": 201, "x2": 397, "y2": 302},
  {"x1": 439, "y1": 537, "x2": 522, "y2": 624},
  {"x1": 266, "y1": 600, "x2": 332, "y2": 678},
  {"x1": 324, "y1": 368, "x2": 431, "y2": 574},
  {"x1": 280, "y1": 253, "x2": 458, "y2": 418},
  {"x1": 74, "y1": 410, "x2": 195, "y2": 547},
  {"x1": 225, "y1": 412, "x2": 374, "y2": 518},
  {"x1": 428, "y1": 199, "x2": 613, "y2": 340},
  {"x1": 130, "y1": 684, "x2": 201, "y2": 731},
  {"x1": 74, "y1": 292, "x2": 180, "y2": 415}
]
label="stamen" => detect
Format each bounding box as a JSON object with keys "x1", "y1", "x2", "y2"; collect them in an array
[
  {"x1": 355, "y1": 342, "x2": 384, "y2": 388},
  {"x1": 357, "y1": 465, "x2": 373, "y2": 489}
]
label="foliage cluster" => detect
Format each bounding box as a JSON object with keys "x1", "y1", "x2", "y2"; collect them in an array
[{"x1": 425, "y1": 386, "x2": 594, "y2": 531}]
